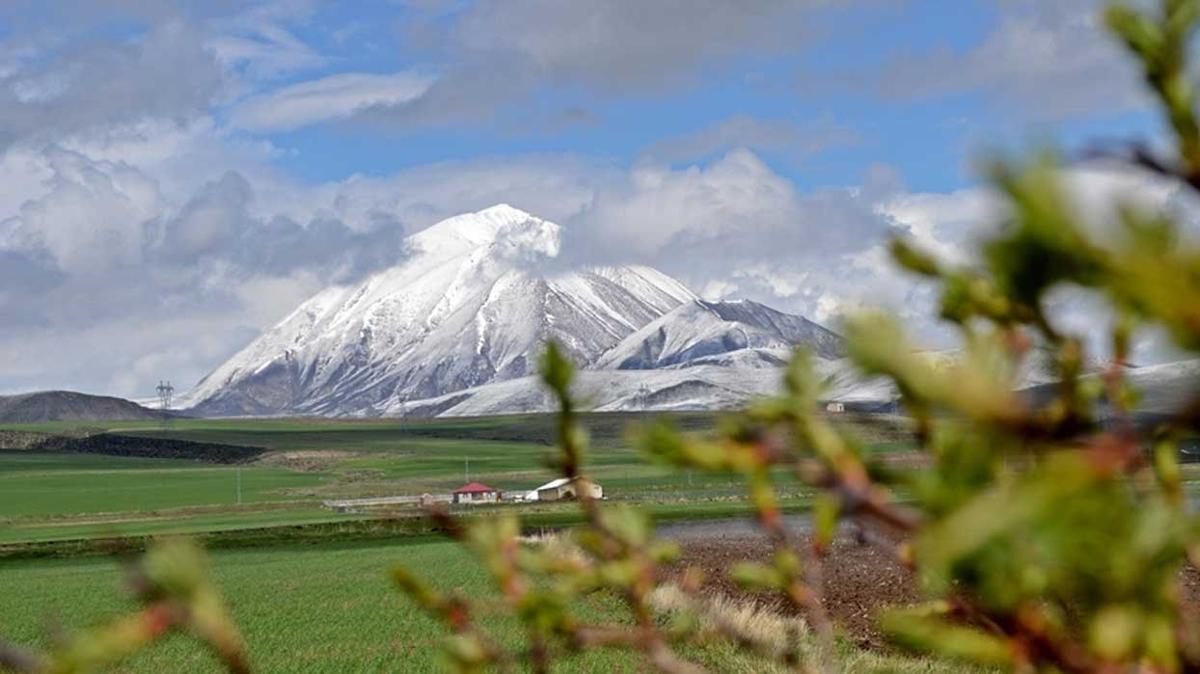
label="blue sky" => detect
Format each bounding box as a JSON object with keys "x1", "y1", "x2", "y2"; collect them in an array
[
  {"x1": 0, "y1": 0, "x2": 1172, "y2": 395},
  {"x1": 195, "y1": 0, "x2": 1155, "y2": 191}
]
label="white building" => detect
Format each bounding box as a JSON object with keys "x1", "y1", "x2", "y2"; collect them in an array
[
  {"x1": 531, "y1": 476, "x2": 603, "y2": 502},
  {"x1": 452, "y1": 482, "x2": 501, "y2": 504}
]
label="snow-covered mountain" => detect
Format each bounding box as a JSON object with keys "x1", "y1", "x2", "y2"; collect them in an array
[
  {"x1": 182, "y1": 204, "x2": 851, "y2": 417},
  {"x1": 180, "y1": 204, "x2": 1200, "y2": 419},
  {"x1": 185, "y1": 205, "x2": 690, "y2": 415},
  {"x1": 597, "y1": 299, "x2": 845, "y2": 371}
]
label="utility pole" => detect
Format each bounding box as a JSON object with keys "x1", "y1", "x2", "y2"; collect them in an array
[
  {"x1": 465, "y1": 456, "x2": 470, "y2": 483},
  {"x1": 236, "y1": 467, "x2": 242, "y2": 506}
]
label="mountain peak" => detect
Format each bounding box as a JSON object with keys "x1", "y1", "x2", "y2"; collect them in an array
[
  {"x1": 411, "y1": 203, "x2": 556, "y2": 255},
  {"x1": 476, "y1": 203, "x2": 531, "y2": 219}
]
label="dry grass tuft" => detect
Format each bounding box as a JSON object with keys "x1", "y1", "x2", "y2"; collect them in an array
[
  {"x1": 519, "y1": 530, "x2": 590, "y2": 567},
  {"x1": 651, "y1": 584, "x2": 809, "y2": 662}
]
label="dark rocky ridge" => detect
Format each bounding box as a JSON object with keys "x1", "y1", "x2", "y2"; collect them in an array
[{"x1": 0, "y1": 431, "x2": 262, "y2": 464}]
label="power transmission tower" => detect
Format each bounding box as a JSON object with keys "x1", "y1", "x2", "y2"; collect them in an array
[
  {"x1": 156, "y1": 380, "x2": 174, "y2": 410},
  {"x1": 156, "y1": 380, "x2": 175, "y2": 429}
]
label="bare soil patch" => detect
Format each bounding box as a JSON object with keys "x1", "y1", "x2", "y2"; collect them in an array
[
  {"x1": 257, "y1": 450, "x2": 359, "y2": 472},
  {"x1": 664, "y1": 517, "x2": 1200, "y2": 651},
  {"x1": 663, "y1": 519, "x2": 916, "y2": 648}
]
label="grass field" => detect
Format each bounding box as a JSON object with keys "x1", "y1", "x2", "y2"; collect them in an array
[
  {"x1": 1, "y1": 413, "x2": 881, "y2": 545},
  {"x1": 0, "y1": 452, "x2": 325, "y2": 518},
  {"x1": 0, "y1": 414, "x2": 974, "y2": 672},
  {"x1": 0, "y1": 536, "x2": 974, "y2": 673}
]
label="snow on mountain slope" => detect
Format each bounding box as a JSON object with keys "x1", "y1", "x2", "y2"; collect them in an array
[
  {"x1": 1123, "y1": 359, "x2": 1200, "y2": 415},
  {"x1": 595, "y1": 299, "x2": 845, "y2": 370},
  {"x1": 1018, "y1": 358, "x2": 1200, "y2": 419},
  {"x1": 388, "y1": 361, "x2": 863, "y2": 418},
  {"x1": 393, "y1": 351, "x2": 1200, "y2": 420},
  {"x1": 182, "y1": 205, "x2": 702, "y2": 416}
]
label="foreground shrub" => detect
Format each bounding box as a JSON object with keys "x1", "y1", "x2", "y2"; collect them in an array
[{"x1": 390, "y1": 1, "x2": 1200, "y2": 671}]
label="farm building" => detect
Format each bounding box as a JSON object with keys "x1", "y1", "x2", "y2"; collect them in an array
[
  {"x1": 530, "y1": 477, "x2": 602, "y2": 502},
  {"x1": 453, "y1": 482, "x2": 501, "y2": 504}
]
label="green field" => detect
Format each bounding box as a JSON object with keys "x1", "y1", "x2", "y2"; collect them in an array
[
  {"x1": 0, "y1": 537, "x2": 973, "y2": 673},
  {"x1": 1, "y1": 538, "x2": 628, "y2": 673},
  {"x1": 0, "y1": 452, "x2": 324, "y2": 517},
  {"x1": 1, "y1": 414, "x2": 873, "y2": 545},
  {"x1": 0, "y1": 414, "x2": 967, "y2": 672}
]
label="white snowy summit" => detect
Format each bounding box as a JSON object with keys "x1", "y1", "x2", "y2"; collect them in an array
[{"x1": 183, "y1": 205, "x2": 848, "y2": 417}]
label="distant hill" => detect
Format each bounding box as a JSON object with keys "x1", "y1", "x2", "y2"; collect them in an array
[{"x1": 0, "y1": 391, "x2": 173, "y2": 423}]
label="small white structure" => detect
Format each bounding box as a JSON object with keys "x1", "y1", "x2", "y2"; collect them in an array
[
  {"x1": 825, "y1": 401, "x2": 846, "y2": 413},
  {"x1": 532, "y1": 477, "x2": 603, "y2": 502},
  {"x1": 453, "y1": 482, "x2": 501, "y2": 504}
]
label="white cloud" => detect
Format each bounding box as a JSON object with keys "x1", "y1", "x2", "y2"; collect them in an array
[
  {"x1": 543, "y1": 148, "x2": 930, "y2": 341},
  {"x1": 207, "y1": 0, "x2": 327, "y2": 82},
  {"x1": 733, "y1": 265, "x2": 809, "y2": 299},
  {"x1": 881, "y1": 0, "x2": 1144, "y2": 120},
  {"x1": 880, "y1": 187, "x2": 998, "y2": 264},
  {"x1": 230, "y1": 71, "x2": 437, "y2": 132},
  {"x1": 700, "y1": 279, "x2": 739, "y2": 301},
  {"x1": 367, "y1": 0, "x2": 863, "y2": 129},
  {"x1": 0, "y1": 17, "x2": 224, "y2": 150},
  {"x1": 0, "y1": 120, "x2": 408, "y2": 396},
  {"x1": 209, "y1": 26, "x2": 325, "y2": 82},
  {"x1": 572, "y1": 149, "x2": 803, "y2": 258},
  {"x1": 640, "y1": 114, "x2": 859, "y2": 164},
  {"x1": 880, "y1": 164, "x2": 1192, "y2": 268},
  {"x1": 2, "y1": 147, "x2": 162, "y2": 275},
  {"x1": 439, "y1": 0, "x2": 822, "y2": 91}
]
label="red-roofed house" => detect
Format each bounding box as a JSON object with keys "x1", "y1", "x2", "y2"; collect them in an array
[{"x1": 453, "y1": 482, "x2": 501, "y2": 504}]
